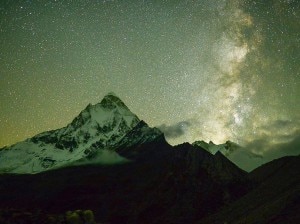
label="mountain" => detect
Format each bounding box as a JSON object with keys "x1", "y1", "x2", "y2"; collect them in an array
[
  {"x1": 193, "y1": 140, "x2": 266, "y2": 171},
  {"x1": 0, "y1": 93, "x2": 298, "y2": 223},
  {"x1": 0, "y1": 93, "x2": 251, "y2": 223},
  {"x1": 0, "y1": 92, "x2": 161, "y2": 174}
]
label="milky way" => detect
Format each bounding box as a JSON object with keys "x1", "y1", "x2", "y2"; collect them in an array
[{"x1": 0, "y1": 0, "x2": 299, "y2": 161}]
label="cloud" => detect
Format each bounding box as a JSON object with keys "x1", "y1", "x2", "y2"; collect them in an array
[
  {"x1": 228, "y1": 125, "x2": 300, "y2": 172},
  {"x1": 158, "y1": 121, "x2": 191, "y2": 139},
  {"x1": 263, "y1": 131, "x2": 300, "y2": 158},
  {"x1": 261, "y1": 119, "x2": 299, "y2": 133},
  {"x1": 226, "y1": 118, "x2": 300, "y2": 171},
  {"x1": 243, "y1": 119, "x2": 300, "y2": 158}
]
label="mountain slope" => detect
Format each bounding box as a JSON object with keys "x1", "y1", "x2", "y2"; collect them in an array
[{"x1": 0, "y1": 93, "x2": 161, "y2": 174}]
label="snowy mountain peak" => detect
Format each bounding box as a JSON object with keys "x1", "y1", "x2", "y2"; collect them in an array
[
  {"x1": 69, "y1": 93, "x2": 139, "y2": 131},
  {"x1": 41, "y1": 93, "x2": 141, "y2": 152},
  {"x1": 0, "y1": 93, "x2": 149, "y2": 174},
  {"x1": 106, "y1": 91, "x2": 118, "y2": 97},
  {"x1": 99, "y1": 92, "x2": 130, "y2": 110}
]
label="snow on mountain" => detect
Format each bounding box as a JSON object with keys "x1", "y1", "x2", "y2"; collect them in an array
[
  {"x1": 192, "y1": 140, "x2": 239, "y2": 156},
  {"x1": 193, "y1": 140, "x2": 264, "y2": 171},
  {"x1": 0, "y1": 93, "x2": 161, "y2": 174},
  {"x1": 115, "y1": 120, "x2": 163, "y2": 149},
  {"x1": 114, "y1": 120, "x2": 164, "y2": 160}
]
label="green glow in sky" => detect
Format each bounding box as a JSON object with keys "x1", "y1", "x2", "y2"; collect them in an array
[{"x1": 0, "y1": 0, "x2": 299, "y2": 161}]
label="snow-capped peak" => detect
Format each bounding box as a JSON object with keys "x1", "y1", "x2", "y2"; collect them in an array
[
  {"x1": 99, "y1": 92, "x2": 131, "y2": 111},
  {"x1": 0, "y1": 93, "x2": 152, "y2": 174},
  {"x1": 70, "y1": 93, "x2": 138, "y2": 129},
  {"x1": 105, "y1": 91, "x2": 118, "y2": 97}
]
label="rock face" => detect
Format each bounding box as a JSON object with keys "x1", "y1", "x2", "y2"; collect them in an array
[{"x1": 0, "y1": 93, "x2": 162, "y2": 174}]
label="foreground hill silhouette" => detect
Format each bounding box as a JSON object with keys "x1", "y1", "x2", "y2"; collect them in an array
[
  {"x1": 0, "y1": 93, "x2": 299, "y2": 223},
  {"x1": 200, "y1": 155, "x2": 300, "y2": 224},
  {"x1": 0, "y1": 150, "x2": 299, "y2": 223}
]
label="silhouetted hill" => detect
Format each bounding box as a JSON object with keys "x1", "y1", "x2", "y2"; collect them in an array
[
  {"x1": 199, "y1": 155, "x2": 300, "y2": 224},
  {"x1": 0, "y1": 140, "x2": 249, "y2": 224}
]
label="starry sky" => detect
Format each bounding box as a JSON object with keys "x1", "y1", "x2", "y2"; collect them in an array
[{"x1": 0, "y1": 0, "x2": 299, "y2": 162}]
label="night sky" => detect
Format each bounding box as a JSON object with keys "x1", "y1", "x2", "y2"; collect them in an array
[{"x1": 0, "y1": 0, "x2": 299, "y2": 161}]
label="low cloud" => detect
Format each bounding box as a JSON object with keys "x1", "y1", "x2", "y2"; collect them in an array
[
  {"x1": 263, "y1": 132, "x2": 300, "y2": 158},
  {"x1": 261, "y1": 119, "x2": 299, "y2": 135},
  {"x1": 158, "y1": 121, "x2": 191, "y2": 139},
  {"x1": 230, "y1": 119, "x2": 300, "y2": 171},
  {"x1": 243, "y1": 119, "x2": 300, "y2": 160}
]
